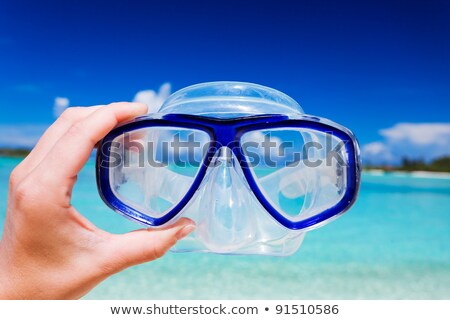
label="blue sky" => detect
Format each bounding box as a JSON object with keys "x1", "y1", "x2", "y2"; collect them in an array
[{"x1": 0, "y1": 0, "x2": 449, "y2": 163}]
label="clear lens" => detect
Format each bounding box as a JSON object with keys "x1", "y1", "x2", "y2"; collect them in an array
[
  {"x1": 241, "y1": 127, "x2": 348, "y2": 222},
  {"x1": 108, "y1": 127, "x2": 210, "y2": 218}
]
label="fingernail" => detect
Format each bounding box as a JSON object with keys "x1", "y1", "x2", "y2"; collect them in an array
[{"x1": 176, "y1": 225, "x2": 195, "y2": 240}]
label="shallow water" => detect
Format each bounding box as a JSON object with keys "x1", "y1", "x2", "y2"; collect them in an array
[{"x1": 0, "y1": 157, "x2": 449, "y2": 299}]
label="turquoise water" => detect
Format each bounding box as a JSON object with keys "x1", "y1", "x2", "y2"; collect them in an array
[{"x1": 0, "y1": 157, "x2": 449, "y2": 299}]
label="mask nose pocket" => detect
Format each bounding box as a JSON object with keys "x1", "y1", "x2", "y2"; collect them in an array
[{"x1": 195, "y1": 147, "x2": 257, "y2": 253}]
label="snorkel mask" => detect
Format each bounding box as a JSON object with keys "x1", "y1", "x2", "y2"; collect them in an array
[{"x1": 96, "y1": 82, "x2": 361, "y2": 256}]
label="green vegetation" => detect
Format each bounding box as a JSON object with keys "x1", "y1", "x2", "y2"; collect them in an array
[
  {"x1": 364, "y1": 156, "x2": 450, "y2": 173},
  {"x1": 0, "y1": 148, "x2": 31, "y2": 157},
  {"x1": 427, "y1": 156, "x2": 450, "y2": 172}
]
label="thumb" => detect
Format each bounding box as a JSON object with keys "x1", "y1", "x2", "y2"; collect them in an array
[{"x1": 101, "y1": 218, "x2": 195, "y2": 273}]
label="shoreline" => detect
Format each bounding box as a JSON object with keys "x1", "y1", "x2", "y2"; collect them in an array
[{"x1": 363, "y1": 169, "x2": 450, "y2": 179}]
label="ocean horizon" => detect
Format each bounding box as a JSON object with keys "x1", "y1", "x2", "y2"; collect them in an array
[{"x1": 1, "y1": 156, "x2": 449, "y2": 299}]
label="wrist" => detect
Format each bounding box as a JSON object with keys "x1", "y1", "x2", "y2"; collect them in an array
[{"x1": 0, "y1": 241, "x2": 22, "y2": 299}]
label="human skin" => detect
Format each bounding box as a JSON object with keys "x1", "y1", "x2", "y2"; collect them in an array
[{"x1": 0, "y1": 102, "x2": 195, "y2": 299}]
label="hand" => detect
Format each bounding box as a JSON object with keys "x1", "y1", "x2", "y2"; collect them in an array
[{"x1": 0, "y1": 102, "x2": 195, "y2": 299}]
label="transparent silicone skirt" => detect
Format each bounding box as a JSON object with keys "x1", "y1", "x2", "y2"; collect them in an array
[{"x1": 96, "y1": 113, "x2": 361, "y2": 255}]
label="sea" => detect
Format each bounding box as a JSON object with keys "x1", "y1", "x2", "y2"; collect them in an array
[{"x1": 0, "y1": 157, "x2": 449, "y2": 299}]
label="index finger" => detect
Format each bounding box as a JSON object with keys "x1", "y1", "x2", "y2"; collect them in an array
[
  {"x1": 37, "y1": 102, "x2": 148, "y2": 184},
  {"x1": 14, "y1": 106, "x2": 104, "y2": 182}
]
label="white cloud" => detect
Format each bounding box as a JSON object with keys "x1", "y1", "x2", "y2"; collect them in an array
[
  {"x1": 361, "y1": 141, "x2": 394, "y2": 163},
  {"x1": 362, "y1": 141, "x2": 387, "y2": 155},
  {"x1": 362, "y1": 123, "x2": 450, "y2": 164},
  {"x1": 133, "y1": 83, "x2": 171, "y2": 113},
  {"x1": 53, "y1": 97, "x2": 70, "y2": 118},
  {"x1": 0, "y1": 124, "x2": 49, "y2": 148},
  {"x1": 380, "y1": 123, "x2": 450, "y2": 146},
  {"x1": 1, "y1": 83, "x2": 172, "y2": 149},
  {"x1": 361, "y1": 141, "x2": 395, "y2": 165}
]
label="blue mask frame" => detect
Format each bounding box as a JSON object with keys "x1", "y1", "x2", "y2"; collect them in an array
[{"x1": 96, "y1": 113, "x2": 361, "y2": 230}]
